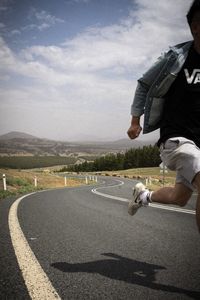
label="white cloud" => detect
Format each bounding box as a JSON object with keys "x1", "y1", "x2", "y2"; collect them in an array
[
  {"x1": 35, "y1": 10, "x2": 64, "y2": 24},
  {"x1": 10, "y1": 29, "x2": 21, "y2": 35},
  {"x1": 0, "y1": 37, "x2": 71, "y2": 86},
  {"x1": 69, "y1": 0, "x2": 90, "y2": 3},
  {"x1": 0, "y1": 6, "x2": 8, "y2": 11},
  {"x1": 0, "y1": 0, "x2": 194, "y2": 140},
  {"x1": 0, "y1": 37, "x2": 16, "y2": 69},
  {"x1": 0, "y1": 23, "x2": 6, "y2": 29},
  {"x1": 21, "y1": 0, "x2": 192, "y2": 78},
  {"x1": 0, "y1": 0, "x2": 12, "y2": 12},
  {"x1": 23, "y1": 8, "x2": 65, "y2": 32}
]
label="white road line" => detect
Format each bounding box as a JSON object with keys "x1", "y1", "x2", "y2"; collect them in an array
[
  {"x1": 91, "y1": 180, "x2": 196, "y2": 215},
  {"x1": 92, "y1": 188, "x2": 128, "y2": 203},
  {"x1": 149, "y1": 203, "x2": 195, "y2": 214},
  {"x1": 92, "y1": 180, "x2": 127, "y2": 202},
  {"x1": 8, "y1": 193, "x2": 61, "y2": 300}
]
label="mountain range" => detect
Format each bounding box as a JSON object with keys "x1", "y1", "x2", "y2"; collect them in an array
[{"x1": 0, "y1": 131, "x2": 156, "y2": 156}]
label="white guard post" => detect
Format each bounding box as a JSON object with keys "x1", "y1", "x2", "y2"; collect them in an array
[{"x1": 3, "y1": 174, "x2": 7, "y2": 191}]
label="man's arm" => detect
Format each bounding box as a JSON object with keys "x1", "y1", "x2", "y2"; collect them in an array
[
  {"x1": 127, "y1": 80, "x2": 149, "y2": 139},
  {"x1": 127, "y1": 49, "x2": 172, "y2": 139}
]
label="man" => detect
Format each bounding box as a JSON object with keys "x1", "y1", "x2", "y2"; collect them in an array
[{"x1": 127, "y1": 0, "x2": 200, "y2": 233}]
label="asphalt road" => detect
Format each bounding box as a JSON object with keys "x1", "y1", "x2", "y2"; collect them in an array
[{"x1": 0, "y1": 176, "x2": 200, "y2": 300}]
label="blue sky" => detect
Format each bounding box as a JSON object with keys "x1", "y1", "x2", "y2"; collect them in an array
[{"x1": 0, "y1": 0, "x2": 193, "y2": 141}]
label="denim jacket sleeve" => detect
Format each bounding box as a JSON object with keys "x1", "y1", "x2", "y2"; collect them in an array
[
  {"x1": 131, "y1": 53, "x2": 169, "y2": 117},
  {"x1": 131, "y1": 81, "x2": 149, "y2": 116}
]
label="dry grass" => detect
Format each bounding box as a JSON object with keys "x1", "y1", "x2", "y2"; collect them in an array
[
  {"x1": 0, "y1": 168, "x2": 86, "y2": 198},
  {"x1": 99, "y1": 167, "x2": 176, "y2": 191}
]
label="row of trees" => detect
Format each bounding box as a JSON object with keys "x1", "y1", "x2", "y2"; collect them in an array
[{"x1": 66, "y1": 145, "x2": 161, "y2": 172}]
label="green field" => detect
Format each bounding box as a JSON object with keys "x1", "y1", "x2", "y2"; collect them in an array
[{"x1": 0, "y1": 156, "x2": 76, "y2": 169}]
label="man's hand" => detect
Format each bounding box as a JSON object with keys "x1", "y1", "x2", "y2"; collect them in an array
[{"x1": 127, "y1": 116, "x2": 142, "y2": 139}]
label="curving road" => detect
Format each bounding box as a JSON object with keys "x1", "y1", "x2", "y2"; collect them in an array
[{"x1": 0, "y1": 176, "x2": 200, "y2": 299}]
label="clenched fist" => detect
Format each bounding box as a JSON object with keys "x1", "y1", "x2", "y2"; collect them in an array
[{"x1": 127, "y1": 116, "x2": 142, "y2": 139}]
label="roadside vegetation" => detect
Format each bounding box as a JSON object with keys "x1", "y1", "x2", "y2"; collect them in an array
[
  {"x1": 98, "y1": 167, "x2": 176, "y2": 191},
  {"x1": 0, "y1": 168, "x2": 86, "y2": 199}
]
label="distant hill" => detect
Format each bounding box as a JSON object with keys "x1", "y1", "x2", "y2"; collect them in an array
[
  {"x1": 0, "y1": 131, "x2": 156, "y2": 156},
  {"x1": 0, "y1": 131, "x2": 39, "y2": 140}
]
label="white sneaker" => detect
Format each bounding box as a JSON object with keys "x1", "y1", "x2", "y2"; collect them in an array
[{"x1": 128, "y1": 182, "x2": 148, "y2": 216}]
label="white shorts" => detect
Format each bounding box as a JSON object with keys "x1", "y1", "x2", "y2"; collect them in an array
[{"x1": 160, "y1": 137, "x2": 200, "y2": 191}]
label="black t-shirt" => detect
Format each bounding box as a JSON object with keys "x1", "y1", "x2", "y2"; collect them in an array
[{"x1": 158, "y1": 45, "x2": 200, "y2": 148}]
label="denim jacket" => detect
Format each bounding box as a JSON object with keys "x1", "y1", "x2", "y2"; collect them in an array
[{"x1": 131, "y1": 41, "x2": 193, "y2": 133}]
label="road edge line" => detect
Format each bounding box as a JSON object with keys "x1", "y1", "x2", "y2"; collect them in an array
[{"x1": 8, "y1": 192, "x2": 61, "y2": 300}]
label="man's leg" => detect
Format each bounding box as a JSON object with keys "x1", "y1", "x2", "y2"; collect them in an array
[
  {"x1": 193, "y1": 172, "x2": 200, "y2": 233},
  {"x1": 151, "y1": 182, "x2": 193, "y2": 207},
  {"x1": 128, "y1": 181, "x2": 192, "y2": 216}
]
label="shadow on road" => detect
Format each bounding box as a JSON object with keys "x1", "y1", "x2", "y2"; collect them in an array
[{"x1": 51, "y1": 253, "x2": 200, "y2": 299}]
